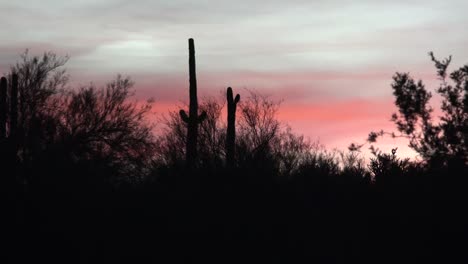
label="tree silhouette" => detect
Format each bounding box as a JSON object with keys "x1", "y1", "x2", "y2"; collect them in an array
[
  {"x1": 369, "y1": 52, "x2": 468, "y2": 166},
  {"x1": 56, "y1": 75, "x2": 156, "y2": 182},
  {"x1": 3, "y1": 51, "x2": 157, "y2": 187},
  {"x1": 1, "y1": 51, "x2": 68, "y2": 176}
]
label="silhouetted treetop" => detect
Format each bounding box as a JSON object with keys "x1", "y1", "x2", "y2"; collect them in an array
[
  {"x1": 57, "y1": 75, "x2": 156, "y2": 177},
  {"x1": 369, "y1": 52, "x2": 468, "y2": 166},
  {"x1": 5, "y1": 51, "x2": 156, "y2": 184}
]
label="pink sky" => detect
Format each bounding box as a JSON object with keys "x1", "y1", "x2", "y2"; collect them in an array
[{"x1": 1, "y1": 0, "x2": 467, "y2": 159}]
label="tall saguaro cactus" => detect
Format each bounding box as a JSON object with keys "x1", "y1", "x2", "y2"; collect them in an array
[
  {"x1": 0, "y1": 74, "x2": 19, "y2": 167},
  {"x1": 0, "y1": 74, "x2": 19, "y2": 139},
  {"x1": 10, "y1": 73, "x2": 18, "y2": 137},
  {"x1": 180, "y1": 38, "x2": 206, "y2": 168},
  {"x1": 226, "y1": 87, "x2": 240, "y2": 168},
  {"x1": 0, "y1": 77, "x2": 6, "y2": 139}
]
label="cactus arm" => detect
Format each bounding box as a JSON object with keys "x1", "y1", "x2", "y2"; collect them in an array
[
  {"x1": 234, "y1": 94, "x2": 240, "y2": 104},
  {"x1": 198, "y1": 111, "x2": 207, "y2": 123},
  {"x1": 180, "y1": 110, "x2": 189, "y2": 123}
]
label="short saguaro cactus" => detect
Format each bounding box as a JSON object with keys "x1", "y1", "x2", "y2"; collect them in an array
[{"x1": 226, "y1": 87, "x2": 240, "y2": 168}]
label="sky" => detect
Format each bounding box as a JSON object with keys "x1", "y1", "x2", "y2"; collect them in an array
[{"x1": 1, "y1": 0, "x2": 468, "y2": 159}]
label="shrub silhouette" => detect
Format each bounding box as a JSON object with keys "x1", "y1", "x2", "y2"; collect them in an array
[
  {"x1": 369, "y1": 148, "x2": 412, "y2": 190},
  {"x1": 236, "y1": 90, "x2": 281, "y2": 172}
]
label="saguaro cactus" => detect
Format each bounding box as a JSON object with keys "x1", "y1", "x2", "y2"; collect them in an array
[
  {"x1": 226, "y1": 87, "x2": 240, "y2": 168},
  {"x1": 179, "y1": 38, "x2": 206, "y2": 168},
  {"x1": 10, "y1": 73, "x2": 18, "y2": 137},
  {"x1": 0, "y1": 77, "x2": 6, "y2": 139}
]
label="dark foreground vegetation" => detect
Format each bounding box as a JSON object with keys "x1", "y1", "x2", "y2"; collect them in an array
[{"x1": 3, "y1": 40, "x2": 467, "y2": 263}]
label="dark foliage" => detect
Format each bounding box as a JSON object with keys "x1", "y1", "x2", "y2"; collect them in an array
[
  {"x1": 6, "y1": 47, "x2": 467, "y2": 263},
  {"x1": 370, "y1": 52, "x2": 467, "y2": 166}
]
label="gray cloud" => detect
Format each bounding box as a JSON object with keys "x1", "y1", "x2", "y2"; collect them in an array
[{"x1": 1, "y1": 0, "x2": 467, "y2": 91}]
